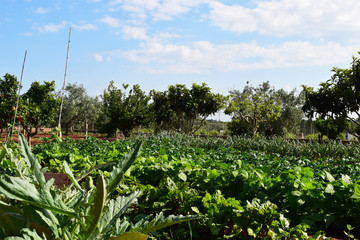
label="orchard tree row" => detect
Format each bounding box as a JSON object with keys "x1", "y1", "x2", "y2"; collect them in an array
[{"x1": 2, "y1": 52, "x2": 360, "y2": 140}]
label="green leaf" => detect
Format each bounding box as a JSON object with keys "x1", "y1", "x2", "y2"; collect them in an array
[
  {"x1": 0, "y1": 144, "x2": 7, "y2": 162},
  {"x1": 191, "y1": 206, "x2": 200, "y2": 214},
  {"x1": 325, "y1": 184, "x2": 335, "y2": 194},
  {"x1": 18, "y1": 134, "x2": 46, "y2": 187},
  {"x1": 353, "y1": 183, "x2": 360, "y2": 196},
  {"x1": 0, "y1": 175, "x2": 76, "y2": 217},
  {"x1": 99, "y1": 191, "x2": 141, "y2": 234},
  {"x1": 178, "y1": 172, "x2": 187, "y2": 182},
  {"x1": 110, "y1": 232, "x2": 149, "y2": 240},
  {"x1": 5, "y1": 228, "x2": 46, "y2": 240},
  {"x1": 108, "y1": 141, "x2": 142, "y2": 194},
  {"x1": 63, "y1": 161, "x2": 83, "y2": 192},
  {"x1": 137, "y1": 212, "x2": 200, "y2": 234},
  {"x1": 83, "y1": 174, "x2": 107, "y2": 239},
  {"x1": 341, "y1": 174, "x2": 351, "y2": 187},
  {"x1": 325, "y1": 171, "x2": 335, "y2": 182}
]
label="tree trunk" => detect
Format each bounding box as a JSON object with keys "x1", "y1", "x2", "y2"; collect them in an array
[{"x1": 85, "y1": 122, "x2": 88, "y2": 139}]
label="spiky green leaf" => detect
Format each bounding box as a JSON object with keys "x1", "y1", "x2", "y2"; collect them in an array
[
  {"x1": 99, "y1": 191, "x2": 141, "y2": 234},
  {"x1": 63, "y1": 161, "x2": 84, "y2": 192},
  {"x1": 135, "y1": 212, "x2": 200, "y2": 234},
  {"x1": 0, "y1": 175, "x2": 76, "y2": 217},
  {"x1": 83, "y1": 174, "x2": 107, "y2": 239},
  {"x1": 108, "y1": 141, "x2": 142, "y2": 194},
  {"x1": 18, "y1": 134, "x2": 45, "y2": 187}
]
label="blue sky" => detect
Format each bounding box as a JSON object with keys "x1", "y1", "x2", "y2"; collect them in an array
[{"x1": 1, "y1": 0, "x2": 360, "y2": 120}]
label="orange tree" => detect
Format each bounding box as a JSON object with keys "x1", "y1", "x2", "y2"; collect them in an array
[
  {"x1": 0, "y1": 73, "x2": 19, "y2": 134},
  {"x1": 151, "y1": 83, "x2": 226, "y2": 134},
  {"x1": 20, "y1": 81, "x2": 60, "y2": 142},
  {"x1": 99, "y1": 81, "x2": 151, "y2": 137}
]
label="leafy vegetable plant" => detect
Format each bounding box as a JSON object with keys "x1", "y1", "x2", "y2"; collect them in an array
[{"x1": 0, "y1": 135, "x2": 198, "y2": 239}]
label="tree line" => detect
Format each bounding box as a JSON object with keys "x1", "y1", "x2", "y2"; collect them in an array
[{"x1": 2, "y1": 52, "x2": 360, "y2": 141}]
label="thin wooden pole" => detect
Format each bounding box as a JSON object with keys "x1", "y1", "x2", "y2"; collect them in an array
[
  {"x1": 10, "y1": 50, "x2": 27, "y2": 141},
  {"x1": 58, "y1": 27, "x2": 71, "y2": 138}
]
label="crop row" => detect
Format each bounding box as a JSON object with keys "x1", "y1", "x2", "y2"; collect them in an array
[{"x1": 3, "y1": 134, "x2": 360, "y2": 239}]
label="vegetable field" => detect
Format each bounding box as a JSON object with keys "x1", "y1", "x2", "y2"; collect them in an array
[{"x1": 2, "y1": 134, "x2": 360, "y2": 239}]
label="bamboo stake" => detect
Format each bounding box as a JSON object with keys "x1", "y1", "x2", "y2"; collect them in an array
[
  {"x1": 9, "y1": 50, "x2": 27, "y2": 141},
  {"x1": 58, "y1": 27, "x2": 71, "y2": 138}
]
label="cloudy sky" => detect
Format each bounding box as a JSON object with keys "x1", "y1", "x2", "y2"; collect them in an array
[{"x1": 1, "y1": 0, "x2": 360, "y2": 117}]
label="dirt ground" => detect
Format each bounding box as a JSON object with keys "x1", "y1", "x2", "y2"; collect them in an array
[{"x1": 0, "y1": 129, "x2": 108, "y2": 145}]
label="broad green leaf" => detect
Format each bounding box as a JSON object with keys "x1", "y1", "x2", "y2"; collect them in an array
[
  {"x1": 341, "y1": 174, "x2": 351, "y2": 187},
  {"x1": 303, "y1": 167, "x2": 314, "y2": 178},
  {"x1": 325, "y1": 171, "x2": 335, "y2": 182},
  {"x1": 100, "y1": 191, "x2": 141, "y2": 234},
  {"x1": 108, "y1": 141, "x2": 142, "y2": 194},
  {"x1": 110, "y1": 232, "x2": 148, "y2": 240},
  {"x1": 291, "y1": 191, "x2": 302, "y2": 197},
  {"x1": 325, "y1": 184, "x2": 335, "y2": 194},
  {"x1": 178, "y1": 172, "x2": 187, "y2": 182},
  {"x1": 191, "y1": 206, "x2": 200, "y2": 214},
  {"x1": 353, "y1": 183, "x2": 360, "y2": 196},
  {"x1": 279, "y1": 213, "x2": 290, "y2": 229},
  {"x1": 83, "y1": 174, "x2": 107, "y2": 239}
]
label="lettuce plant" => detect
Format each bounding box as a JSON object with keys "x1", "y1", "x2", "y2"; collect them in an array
[{"x1": 0, "y1": 135, "x2": 198, "y2": 239}]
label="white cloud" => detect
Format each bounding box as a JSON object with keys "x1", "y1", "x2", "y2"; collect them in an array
[
  {"x1": 120, "y1": 40, "x2": 358, "y2": 74},
  {"x1": 207, "y1": 0, "x2": 360, "y2": 40},
  {"x1": 111, "y1": 0, "x2": 208, "y2": 21},
  {"x1": 94, "y1": 53, "x2": 103, "y2": 62},
  {"x1": 121, "y1": 25, "x2": 179, "y2": 43},
  {"x1": 100, "y1": 16, "x2": 121, "y2": 28},
  {"x1": 122, "y1": 26, "x2": 149, "y2": 40},
  {"x1": 72, "y1": 23, "x2": 98, "y2": 31},
  {"x1": 37, "y1": 21, "x2": 67, "y2": 33},
  {"x1": 35, "y1": 7, "x2": 49, "y2": 14}
]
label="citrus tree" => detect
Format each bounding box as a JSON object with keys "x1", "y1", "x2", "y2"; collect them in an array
[
  {"x1": 99, "y1": 81, "x2": 150, "y2": 137},
  {"x1": 151, "y1": 83, "x2": 226, "y2": 134},
  {"x1": 20, "y1": 81, "x2": 60, "y2": 142},
  {"x1": 0, "y1": 73, "x2": 19, "y2": 134}
]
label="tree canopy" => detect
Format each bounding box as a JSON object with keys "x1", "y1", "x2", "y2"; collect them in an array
[
  {"x1": 20, "y1": 81, "x2": 60, "y2": 142},
  {"x1": 99, "y1": 81, "x2": 150, "y2": 137},
  {"x1": 226, "y1": 81, "x2": 282, "y2": 136},
  {"x1": 151, "y1": 83, "x2": 226, "y2": 134},
  {"x1": 0, "y1": 73, "x2": 19, "y2": 132},
  {"x1": 59, "y1": 83, "x2": 101, "y2": 135},
  {"x1": 302, "y1": 53, "x2": 360, "y2": 139}
]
